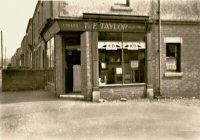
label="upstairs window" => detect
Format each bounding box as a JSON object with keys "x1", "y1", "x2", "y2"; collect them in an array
[
  {"x1": 114, "y1": 0, "x2": 129, "y2": 6},
  {"x1": 166, "y1": 43, "x2": 181, "y2": 72}
]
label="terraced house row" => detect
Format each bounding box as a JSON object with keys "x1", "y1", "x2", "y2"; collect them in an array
[{"x1": 10, "y1": 0, "x2": 200, "y2": 101}]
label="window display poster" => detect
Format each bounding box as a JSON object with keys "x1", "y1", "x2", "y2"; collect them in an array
[
  {"x1": 130, "y1": 60, "x2": 139, "y2": 69},
  {"x1": 101, "y1": 62, "x2": 106, "y2": 69},
  {"x1": 116, "y1": 67, "x2": 122, "y2": 74},
  {"x1": 166, "y1": 58, "x2": 176, "y2": 70}
]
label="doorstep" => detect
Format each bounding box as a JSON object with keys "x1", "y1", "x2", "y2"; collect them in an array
[{"x1": 59, "y1": 94, "x2": 84, "y2": 100}]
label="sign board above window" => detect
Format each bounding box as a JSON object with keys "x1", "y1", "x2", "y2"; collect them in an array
[
  {"x1": 98, "y1": 41, "x2": 145, "y2": 50},
  {"x1": 164, "y1": 37, "x2": 183, "y2": 44}
]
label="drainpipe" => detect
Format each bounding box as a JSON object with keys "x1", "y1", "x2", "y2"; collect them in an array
[
  {"x1": 1, "y1": 31, "x2": 3, "y2": 69},
  {"x1": 31, "y1": 19, "x2": 34, "y2": 69},
  {"x1": 158, "y1": 0, "x2": 161, "y2": 96}
]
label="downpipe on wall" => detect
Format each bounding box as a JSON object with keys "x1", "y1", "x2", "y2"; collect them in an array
[{"x1": 157, "y1": 0, "x2": 162, "y2": 97}]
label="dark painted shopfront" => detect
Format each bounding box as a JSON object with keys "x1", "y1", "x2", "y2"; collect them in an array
[{"x1": 42, "y1": 14, "x2": 153, "y2": 101}]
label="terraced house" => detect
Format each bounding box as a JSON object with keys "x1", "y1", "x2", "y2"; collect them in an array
[{"x1": 10, "y1": 0, "x2": 200, "y2": 101}]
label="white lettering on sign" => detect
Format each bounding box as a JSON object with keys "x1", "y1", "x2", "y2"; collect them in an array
[
  {"x1": 123, "y1": 42, "x2": 146, "y2": 50},
  {"x1": 98, "y1": 41, "x2": 122, "y2": 50},
  {"x1": 100, "y1": 23, "x2": 128, "y2": 31},
  {"x1": 83, "y1": 22, "x2": 128, "y2": 31}
]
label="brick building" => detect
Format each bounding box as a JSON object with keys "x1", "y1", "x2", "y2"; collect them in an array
[{"x1": 11, "y1": 0, "x2": 200, "y2": 101}]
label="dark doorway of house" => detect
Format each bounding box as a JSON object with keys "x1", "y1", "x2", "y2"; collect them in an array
[{"x1": 65, "y1": 50, "x2": 81, "y2": 93}]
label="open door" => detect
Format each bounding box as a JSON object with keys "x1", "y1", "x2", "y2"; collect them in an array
[{"x1": 65, "y1": 49, "x2": 81, "y2": 93}]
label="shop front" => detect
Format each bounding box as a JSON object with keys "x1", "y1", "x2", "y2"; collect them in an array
[{"x1": 42, "y1": 14, "x2": 153, "y2": 101}]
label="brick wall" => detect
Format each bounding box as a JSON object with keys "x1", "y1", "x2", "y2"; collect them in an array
[
  {"x1": 100, "y1": 84, "x2": 146, "y2": 100},
  {"x1": 53, "y1": 0, "x2": 151, "y2": 18},
  {"x1": 2, "y1": 70, "x2": 46, "y2": 91},
  {"x1": 151, "y1": 23, "x2": 200, "y2": 98}
]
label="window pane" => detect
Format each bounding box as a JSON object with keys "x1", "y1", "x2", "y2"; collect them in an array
[
  {"x1": 124, "y1": 49, "x2": 145, "y2": 83},
  {"x1": 99, "y1": 49, "x2": 122, "y2": 85},
  {"x1": 166, "y1": 44, "x2": 176, "y2": 57},
  {"x1": 99, "y1": 32, "x2": 122, "y2": 41},
  {"x1": 123, "y1": 33, "x2": 145, "y2": 83},
  {"x1": 166, "y1": 43, "x2": 181, "y2": 72}
]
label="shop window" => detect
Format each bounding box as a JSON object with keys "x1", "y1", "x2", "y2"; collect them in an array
[
  {"x1": 99, "y1": 49, "x2": 122, "y2": 84},
  {"x1": 166, "y1": 43, "x2": 181, "y2": 72},
  {"x1": 98, "y1": 32, "x2": 145, "y2": 86}
]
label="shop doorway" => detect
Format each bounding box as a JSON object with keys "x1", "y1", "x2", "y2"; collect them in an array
[{"x1": 65, "y1": 49, "x2": 81, "y2": 93}]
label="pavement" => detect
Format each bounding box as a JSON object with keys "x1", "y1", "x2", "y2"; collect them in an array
[
  {"x1": 1, "y1": 89, "x2": 200, "y2": 140},
  {"x1": 1, "y1": 70, "x2": 200, "y2": 140}
]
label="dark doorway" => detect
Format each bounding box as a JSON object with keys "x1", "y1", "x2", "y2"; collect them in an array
[{"x1": 65, "y1": 50, "x2": 81, "y2": 93}]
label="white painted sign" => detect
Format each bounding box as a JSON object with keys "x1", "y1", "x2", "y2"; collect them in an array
[
  {"x1": 123, "y1": 42, "x2": 145, "y2": 50},
  {"x1": 98, "y1": 41, "x2": 122, "y2": 50},
  {"x1": 98, "y1": 41, "x2": 145, "y2": 50}
]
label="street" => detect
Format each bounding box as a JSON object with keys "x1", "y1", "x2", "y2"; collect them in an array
[{"x1": 0, "y1": 89, "x2": 200, "y2": 140}]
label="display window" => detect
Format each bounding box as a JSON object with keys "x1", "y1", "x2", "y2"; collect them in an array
[{"x1": 98, "y1": 32, "x2": 146, "y2": 86}]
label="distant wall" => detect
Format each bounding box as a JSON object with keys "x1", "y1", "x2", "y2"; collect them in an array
[{"x1": 2, "y1": 70, "x2": 47, "y2": 91}]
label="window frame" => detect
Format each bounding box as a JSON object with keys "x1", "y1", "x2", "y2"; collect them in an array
[
  {"x1": 114, "y1": 0, "x2": 130, "y2": 6},
  {"x1": 164, "y1": 37, "x2": 183, "y2": 77},
  {"x1": 166, "y1": 43, "x2": 181, "y2": 72},
  {"x1": 111, "y1": 0, "x2": 132, "y2": 11}
]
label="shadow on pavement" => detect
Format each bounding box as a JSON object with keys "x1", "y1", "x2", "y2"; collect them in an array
[{"x1": 0, "y1": 90, "x2": 85, "y2": 104}]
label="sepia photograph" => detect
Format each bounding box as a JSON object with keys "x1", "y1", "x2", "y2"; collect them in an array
[{"x1": 0, "y1": 0, "x2": 200, "y2": 139}]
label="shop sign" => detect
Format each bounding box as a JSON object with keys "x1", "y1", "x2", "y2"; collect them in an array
[{"x1": 59, "y1": 21, "x2": 145, "y2": 32}]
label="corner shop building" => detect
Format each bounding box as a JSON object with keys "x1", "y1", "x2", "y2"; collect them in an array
[
  {"x1": 10, "y1": 0, "x2": 200, "y2": 101},
  {"x1": 41, "y1": 14, "x2": 153, "y2": 101}
]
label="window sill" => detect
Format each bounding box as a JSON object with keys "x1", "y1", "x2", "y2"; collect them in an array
[
  {"x1": 99, "y1": 83, "x2": 146, "y2": 87},
  {"x1": 164, "y1": 72, "x2": 183, "y2": 77},
  {"x1": 111, "y1": 5, "x2": 132, "y2": 11}
]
